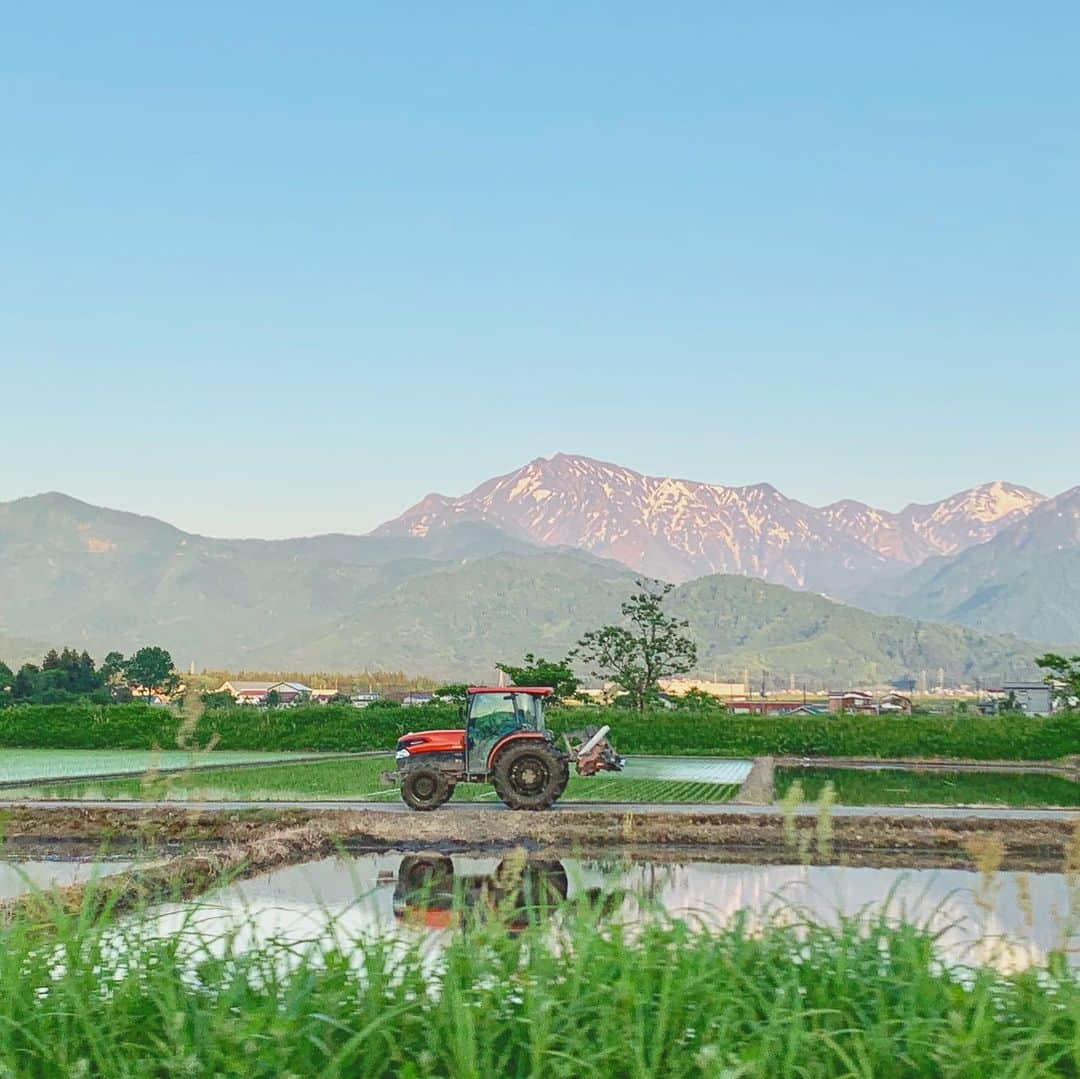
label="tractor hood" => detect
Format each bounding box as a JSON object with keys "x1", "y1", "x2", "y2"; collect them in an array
[{"x1": 396, "y1": 729, "x2": 465, "y2": 755}]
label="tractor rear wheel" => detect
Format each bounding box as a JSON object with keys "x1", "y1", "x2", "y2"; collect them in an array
[
  {"x1": 401, "y1": 768, "x2": 452, "y2": 811},
  {"x1": 491, "y1": 741, "x2": 567, "y2": 810}
]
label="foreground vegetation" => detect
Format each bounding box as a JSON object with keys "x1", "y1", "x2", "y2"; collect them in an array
[
  {"x1": 778, "y1": 766, "x2": 1080, "y2": 808},
  {"x1": 2, "y1": 700, "x2": 1079, "y2": 761},
  {"x1": 0, "y1": 882, "x2": 1077, "y2": 1077}
]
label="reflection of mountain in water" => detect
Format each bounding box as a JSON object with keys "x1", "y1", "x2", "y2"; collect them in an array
[{"x1": 148, "y1": 854, "x2": 1077, "y2": 972}]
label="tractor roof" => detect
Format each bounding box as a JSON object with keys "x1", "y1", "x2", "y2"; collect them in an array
[{"x1": 467, "y1": 686, "x2": 554, "y2": 697}]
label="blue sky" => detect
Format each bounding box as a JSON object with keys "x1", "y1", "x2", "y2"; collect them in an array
[{"x1": 3, "y1": 3, "x2": 1077, "y2": 538}]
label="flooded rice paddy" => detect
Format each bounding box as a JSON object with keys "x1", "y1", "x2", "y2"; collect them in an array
[
  {"x1": 153, "y1": 850, "x2": 1079, "y2": 971},
  {"x1": 0, "y1": 749, "x2": 339, "y2": 785},
  {"x1": 0, "y1": 858, "x2": 132, "y2": 899}
]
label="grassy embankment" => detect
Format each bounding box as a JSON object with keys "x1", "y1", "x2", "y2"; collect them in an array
[
  {"x1": 0, "y1": 879, "x2": 1078, "y2": 1076},
  {"x1": 779, "y1": 767, "x2": 1080, "y2": 808}
]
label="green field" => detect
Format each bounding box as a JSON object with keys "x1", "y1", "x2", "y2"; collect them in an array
[
  {"x1": 0, "y1": 749, "x2": 336, "y2": 784},
  {"x1": 777, "y1": 766, "x2": 1080, "y2": 807},
  {"x1": 7, "y1": 755, "x2": 740, "y2": 804}
]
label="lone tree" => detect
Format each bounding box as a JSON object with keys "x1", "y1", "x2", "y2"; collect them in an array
[
  {"x1": 124, "y1": 646, "x2": 179, "y2": 702},
  {"x1": 495, "y1": 653, "x2": 580, "y2": 701},
  {"x1": 572, "y1": 579, "x2": 697, "y2": 712},
  {"x1": 1035, "y1": 653, "x2": 1080, "y2": 710},
  {"x1": 100, "y1": 651, "x2": 127, "y2": 684}
]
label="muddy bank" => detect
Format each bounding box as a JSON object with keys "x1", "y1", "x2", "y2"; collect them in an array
[{"x1": 1, "y1": 804, "x2": 1076, "y2": 872}]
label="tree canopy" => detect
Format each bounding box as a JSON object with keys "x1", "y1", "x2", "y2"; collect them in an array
[
  {"x1": 494, "y1": 654, "x2": 580, "y2": 701},
  {"x1": 124, "y1": 646, "x2": 180, "y2": 701},
  {"x1": 1035, "y1": 653, "x2": 1080, "y2": 709},
  {"x1": 572, "y1": 579, "x2": 697, "y2": 712}
]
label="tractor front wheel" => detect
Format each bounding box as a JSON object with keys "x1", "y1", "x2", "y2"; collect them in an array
[
  {"x1": 401, "y1": 768, "x2": 452, "y2": 811},
  {"x1": 491, "y1": 741, "x2": 567, "y2": 811}
]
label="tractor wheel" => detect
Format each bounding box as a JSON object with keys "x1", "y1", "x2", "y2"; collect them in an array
[
  {"x1": 398, "y1": 852, "x2": 454, "y2": 894},
  {"x1": 491, "y1": 741, "x2": 567, "y2": 811},
  {"x1": 401, "y1": 768, "x2": 452, "y2": 811}
]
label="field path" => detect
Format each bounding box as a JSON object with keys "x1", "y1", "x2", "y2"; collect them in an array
[{"x1": 2, "y1": 798, "x2": 1076, "y2": 821}]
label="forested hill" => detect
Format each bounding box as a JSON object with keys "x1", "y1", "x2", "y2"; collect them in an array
[{"x1": 0, "y1": 492, "x2": 1046, "y2": 685}]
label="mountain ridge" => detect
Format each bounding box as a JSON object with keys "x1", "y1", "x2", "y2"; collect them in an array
[
  {"x1": 0, "y1": 488, "x2": 1051, "y2": 683},
  {"x1": 858, "y1": 486, "x2": 1080, "y2": 643},
  {"x1": 374, "y1": 453, "x2": 1047, "y2": 593}
]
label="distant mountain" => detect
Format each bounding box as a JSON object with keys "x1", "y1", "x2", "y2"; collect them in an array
[
  {"x1": 0, "y1": 632, "x2": 53, "y2": 669},
  {"x1": 375, "y1": 454, "x2": 1044, "y2": 593},
  {"x1": 821, "y1": 481, "x2": 1045, "y2": 565},
  {"x1": 858, "y1": 487, "x2": 1080, "y2": 645},
  {"x1": 0, "y1": 492, "x2": 531, "y2": 665},
  {"x1": 0, "y1": 487, "x2": 1055, "y2": 682},
  {"x1": 249, "y1": 552, "x2": 1044, "y2": 684}
]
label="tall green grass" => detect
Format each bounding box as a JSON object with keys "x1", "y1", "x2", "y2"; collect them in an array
[{"x1": 0, "y1": 880, "x2": 1077, "y2": 1076}]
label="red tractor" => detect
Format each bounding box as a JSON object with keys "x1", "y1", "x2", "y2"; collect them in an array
[{"x1": 393, "y1": 686, "x2": 623, "y2": 810}]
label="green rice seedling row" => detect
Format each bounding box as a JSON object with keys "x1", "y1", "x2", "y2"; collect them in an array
[
  {"x1": 777, "y1": 766, "x2": 1080, "y2": 807},
  {"x1": 6, "y1": 756, "x2": 739, "y2": 804}
]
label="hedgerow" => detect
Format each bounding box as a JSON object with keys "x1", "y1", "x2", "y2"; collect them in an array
[
  {"x1": 0, "y1": 703, "x2": 181, "y2": 749},
  {"x1": 0, "y1": 701, "x2": 1077, "y2": 760},
  {"x1": 193, "y1": 701, "x2": 449, "y2": 752},
  {"x1": 546, "y1": 707, "x2": 1080, "y2": 761}
]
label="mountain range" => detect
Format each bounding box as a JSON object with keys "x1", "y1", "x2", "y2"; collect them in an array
[
  {"x1": 0, "y1": 461, "x2": 1066, "y2": 682},
  {"x1": 856, "y1": 486, "x2": 1080, "y2": 644},
  {"x1": 376, "y1": 454, "x2": 1046, "y2": 595}
]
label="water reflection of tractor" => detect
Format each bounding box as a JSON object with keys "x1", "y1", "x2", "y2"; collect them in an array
[
  {"x1": 390, "y1": 686, "x2": 623, "y2": 810},
  {"x1": 392, "y1": 853, "x2": 572, "y2": 932}
]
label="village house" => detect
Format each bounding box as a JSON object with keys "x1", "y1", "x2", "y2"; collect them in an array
[
  {"x1": 827, "y1": 690, "x2": 876, "y2": 714},
  {"x1": 727, "y1": 699, "x2": 811, "y2": 716},
  {"x1": 216, "y1": 680, "x2": 314, "y2": 706}
]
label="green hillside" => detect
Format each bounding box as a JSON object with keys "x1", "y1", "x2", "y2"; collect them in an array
[
  {"x1": 672, "y1": 576, "x2": 1042, "y2": 688},
  {"x1": 251, "y1": 558, "x2": 1044, "y2": 684},
  {"x1": 0, "y1": 492, "x2": 1049, "y2": 684},
  {"x1": 858, "y1": 488, "x2": 1080, "y2": 644},
  {"x1": 0, "y1": 493, "x2": 530, "y2": 666}
]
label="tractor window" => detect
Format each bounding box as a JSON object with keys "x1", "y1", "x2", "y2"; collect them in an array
[
  {"x1": 470, "y1": 693, "x2": 518, "y2": 740},
  {"x1": 469, "y1": 692, "x2": 542, "y2": 739}
]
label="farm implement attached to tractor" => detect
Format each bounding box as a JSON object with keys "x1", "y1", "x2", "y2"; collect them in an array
[{"x1": 391, "y1": 686, "x2": 623, "y2": 810}]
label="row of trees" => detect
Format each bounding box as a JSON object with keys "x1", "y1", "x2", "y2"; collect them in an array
[{"x1": 0, "y1": 646, "x2": 180, "y2": 706}]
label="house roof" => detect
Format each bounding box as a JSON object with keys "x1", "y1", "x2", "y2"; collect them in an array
[{"x1": 220, "y1": 681, "x2": 276, "y2": 693}]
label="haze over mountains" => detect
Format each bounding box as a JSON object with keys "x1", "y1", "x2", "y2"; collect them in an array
[{"x1": 0, "y1": 451, "x2": 1073, "y2": 682}]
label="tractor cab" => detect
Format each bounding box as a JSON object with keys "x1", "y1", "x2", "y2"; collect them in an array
[{"x1": 464, "y1": 686, "x2": 552, "y2": 774}]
